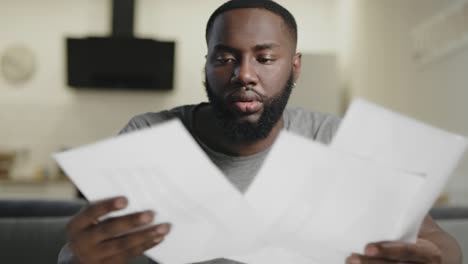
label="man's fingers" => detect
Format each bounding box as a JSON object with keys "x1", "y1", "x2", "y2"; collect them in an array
[
  {"x1": 101, "y1": 236, "x2": 161, "y2": 264},
  {"x1": 64, "y1": 195, "x2": 172, "y2": 264},
  {"x1": 98, "y1": 223, "x2": 170, "y2": 259},
  {"x1": 363, "y1": 239, "x2": 441, "y2": 263},
  {"x1": 89, "y1": 210, "x2": 156, "y2": 242},
  {"x1": 67, "y1": 196, "x2": 128, "y2": 236},
  {"x1": 346, "y1": 253, "x2": 408, "y2": 264}
]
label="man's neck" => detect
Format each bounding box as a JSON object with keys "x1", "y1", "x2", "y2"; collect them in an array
[{"x1": 193, "y1": 104, "x2": 283, "y2": 156}]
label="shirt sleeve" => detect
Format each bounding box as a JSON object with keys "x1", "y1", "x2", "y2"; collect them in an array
[
  {"x1": 118, "y1": 111, "x2": 176, "y2": 135},
  {"x1": 57, "y1": 243, "x2": 153, "y2": 264},
  {"x1": 57, "y1": 243, "x2": 75, "y2": 264}
]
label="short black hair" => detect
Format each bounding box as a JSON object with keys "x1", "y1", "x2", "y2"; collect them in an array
[{"x1": 205, "y1": 0, "x2": 297, "y2": 46}]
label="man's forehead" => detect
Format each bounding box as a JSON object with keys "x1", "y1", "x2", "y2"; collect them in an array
[{"x1": 207, "y1": 8, "x2": 292, "y2": 50}]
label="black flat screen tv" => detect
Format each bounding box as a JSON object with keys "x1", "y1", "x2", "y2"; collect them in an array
[{"x1": 66, "y1": 37, "x2": 175, "y2": 90}]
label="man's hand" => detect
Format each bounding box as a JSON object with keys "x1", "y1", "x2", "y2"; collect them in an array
[
  {"x1": 66, "y1": 196, "x2": 171, "y2": 264},
  {"x1": 346, "y1": 239, "x2": 442, "y2": 264}
]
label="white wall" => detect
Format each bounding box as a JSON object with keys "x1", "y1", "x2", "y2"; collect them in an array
[
  {"x1": 339, "y1": 0, "x2": 468, "y2": 204},
  {"x1": 0, "y1": 0, "x2": 337, "y2": 179},
  {"x1": 289, "y1": 54, "x2": 340, "y2": 115},
  {"x1": 2, "y1": 0, "x2": 466, "y2": 204}
]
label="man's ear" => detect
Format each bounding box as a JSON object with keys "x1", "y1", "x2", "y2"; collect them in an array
[{"x1": 292, "y1": 52, "x2": 302, "y2": 83}]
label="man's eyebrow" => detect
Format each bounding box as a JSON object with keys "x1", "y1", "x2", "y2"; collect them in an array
[
  {"x1": 254, "y1": 43, "x2": 280, "y2": 51},
  {"x1": 212, "y1": 43, "x2": 280, "y2": 52},
  {"x1": 212, "y1": 44, "x2": 238, "y2": 53}
]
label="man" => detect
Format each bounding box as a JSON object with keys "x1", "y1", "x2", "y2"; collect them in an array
[{"x1": 59, "y1": 1, "x2": 462, "y2": 263}]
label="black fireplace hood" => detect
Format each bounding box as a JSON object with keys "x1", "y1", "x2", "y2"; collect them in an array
[{"x1": 66, "y1": 0, "x2": 175, "y2": 90}]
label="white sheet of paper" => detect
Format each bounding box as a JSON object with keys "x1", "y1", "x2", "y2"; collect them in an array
[
  {"x1": 53, "y1": 119, "x2": 261, "y2": 264},
  {"x1": 230, "y1": 131, "x2": 424, "y2": 264},
  {"x1": 331, "y1": 99, "x2": 467, "y2": 241}
]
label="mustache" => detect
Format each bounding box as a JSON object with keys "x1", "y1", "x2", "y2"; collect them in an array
[
  {"x1": 225, "y1": 84, "x2": 267, "y2": 101},
  {"x1": 202, "y1": 72, "x2": 267, "y2": 101}
]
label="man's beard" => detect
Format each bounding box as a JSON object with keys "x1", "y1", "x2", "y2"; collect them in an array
[{"x1": 204, "y1": 71, "x2": 294, "y2": 143}]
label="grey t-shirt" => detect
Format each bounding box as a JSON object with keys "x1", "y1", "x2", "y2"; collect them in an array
[{"x1": 58, "y1": 104, "x2": 340, "y2": 264}]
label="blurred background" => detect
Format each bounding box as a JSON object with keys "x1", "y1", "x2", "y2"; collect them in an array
[{"x1": 0, "y1": 0, "x2": 467, "y2": 205}]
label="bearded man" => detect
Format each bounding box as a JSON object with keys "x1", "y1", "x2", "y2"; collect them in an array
[{"x1": 59, "y1": 1, "x2": 462, "y2": 264}]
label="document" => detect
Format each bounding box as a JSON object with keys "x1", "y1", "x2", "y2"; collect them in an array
[
  {"x1": 54, "y1": 120, "x2": 261, "y2": 264},
  {"x1": 54, "y1": 99, "x2": 467, "y2": 264},
  {"x1": 331, "y1": 99, "x2": 468, "y2": 241},
  {"x1": 231, "y1": 132, "x2": 424, "y2": 263}
]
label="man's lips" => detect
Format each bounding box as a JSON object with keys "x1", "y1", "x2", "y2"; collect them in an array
[
  {"x1": 227, "y1": 90, "x2": 262, "y2": 102},
  {"x1": 233, "y1": 101, "x2": 262, "y2": 113},
  {"x1": 226, "y1": 91, "x2": 263, "y2": 114}
]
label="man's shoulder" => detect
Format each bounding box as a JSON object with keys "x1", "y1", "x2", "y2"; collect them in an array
[
  {"x1": 119, "y1": 104, "x2": 198, "y2": 134},
  {"x1": 284, "y1": 106, "x2": 341, "y2": 144}
]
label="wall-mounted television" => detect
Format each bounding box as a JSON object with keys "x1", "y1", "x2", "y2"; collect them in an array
[{"x1": 67, "y1": 37, "x2": 175, "y2": 90}]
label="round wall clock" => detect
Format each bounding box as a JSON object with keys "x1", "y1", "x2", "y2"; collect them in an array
[{"x1": 1, "y1": 45, "x2": 36, "y2": 84}]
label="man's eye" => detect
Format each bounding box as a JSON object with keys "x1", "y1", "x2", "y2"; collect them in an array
[
  {"x1": 257, "y1": 57, "x2": 275, "y2": 64},
  {"x1": 215, "y1": 56, "x2": 236, "y2": 64}
]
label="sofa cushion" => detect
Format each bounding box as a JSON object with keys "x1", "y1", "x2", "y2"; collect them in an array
[
  {"x1": 430, "y1": 207, "x2": 468, "y2": 220},
  {"x1": 0, "y1": 217, "x2": 71, "y2": 263},
  {"x1": 0, "y1": 199, "x2": 86, "y2": 217}
]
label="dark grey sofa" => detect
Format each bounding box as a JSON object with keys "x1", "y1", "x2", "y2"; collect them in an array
[
  {"x1": 0, "y1": 200, "x2": 85, "y2": 263},
  {"x1": 1, "y1": 199, "x2": 467, "y2": 264},
  {"x1": 0, "y1": 199, "x2": 150, "y2": 264}
]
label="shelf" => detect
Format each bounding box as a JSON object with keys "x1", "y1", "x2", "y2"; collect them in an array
[{"x1": 0, "y1": 180, "x2": 77, "y2": 200}]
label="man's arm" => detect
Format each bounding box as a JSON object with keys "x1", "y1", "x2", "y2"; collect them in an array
[
  {"x1": 346, "y1": 215, "x2": 462, "y2": 264},
  {"x1": 417, "y1": 215, "x2": 462, "y2": 264}
]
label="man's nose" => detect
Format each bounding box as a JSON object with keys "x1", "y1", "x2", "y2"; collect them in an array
[{"x1": 233, "y1": 58, "x2": 258, "y2": 86}]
